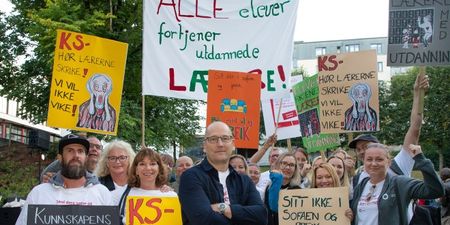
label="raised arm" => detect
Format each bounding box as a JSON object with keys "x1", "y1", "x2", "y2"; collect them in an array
[
  {"x1": 393, "y1": 73, "x2": 429, "y2": 176},
  {"x1": 249, "y1": 134, "x2": 277, "y2": 164},
  {"x1": 403, "y1": 73, "x2": 429, "y2": 154}
]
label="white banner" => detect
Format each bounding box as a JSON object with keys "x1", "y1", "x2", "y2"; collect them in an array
[{"x1": 143, "y1": 0, "x2": 299, "y2": 100}]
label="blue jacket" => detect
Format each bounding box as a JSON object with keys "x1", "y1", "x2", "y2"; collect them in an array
[{"x1": 179, "y1": 158, "x2": 267, "y2": 225}]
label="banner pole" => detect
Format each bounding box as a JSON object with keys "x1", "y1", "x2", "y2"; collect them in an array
[
  {"x1": 418, "y1": 66, "x2": 426, "y2": 114},
  {"x1": 141, "y1": 95, "x2": 146, "y2": 148},
  {"x1": 287, "y1": 138, "x2": 292, "y2": 152},
  {"x1": 272, "y1": 98, "x2": 283, "y2": 147}
]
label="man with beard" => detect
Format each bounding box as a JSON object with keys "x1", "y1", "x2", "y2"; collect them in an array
[
  {"x1": 15, "y1": 134, "x2": 112, "y2": 225},
  {"x1": 40, "y1": 136, "x2": 102, "y2": 183}
]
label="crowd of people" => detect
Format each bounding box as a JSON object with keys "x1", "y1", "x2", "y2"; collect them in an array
[{"x1": 13, "y1": 75, "x2": 448, "y2": 225}]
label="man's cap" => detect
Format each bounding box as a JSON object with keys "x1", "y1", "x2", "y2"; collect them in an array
[
  {"x1": 348, "y1": 134, "x2": 379, "y2": 148},
  {"x1": 58, "y1": 134, "x2": 90, "y2": 154}
]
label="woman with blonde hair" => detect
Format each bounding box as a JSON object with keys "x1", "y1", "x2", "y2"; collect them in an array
[
  {"x1": 266, "y1": 152, "x2": 301, "y2": 225},
  {"x1": 96, "y1": 140, "x2": 136, "y2": 192},
  {"x1": 311, "y1": 162, "x2": 341, "y2": 188},
  {"x1": 229, "y1": 154, "x2": 248, "y2": 175},
  {"x1": 327, "y1": 156, "x2": 350, "y2": 187},
  {"x1": 350, "y1": 143, "x2": 444, "y2": 225}
]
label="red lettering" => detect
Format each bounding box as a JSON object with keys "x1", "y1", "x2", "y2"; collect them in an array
[
  {"x1": 317, "y1": 56, "x2": 328, "y2": 72},
  {"x1": 317, "y1": 55, "x2": 338, "y2": 71},
  {"x1": 157, "y1": 0, "x2": 181, "y2": 22},
  {"x1": 248, "y1": 69, "x2": 265, "y2": 89},
  {"x1": 128, "y1": 199, "x2": 144, "y2": 225},
  {"x1": 178, "y1": 0, "x2": 193, "y2": 18},
  {"x1": 59, "y1": 32, "x2": 72, "y2": 50},
  {"x1": 213, "y1": 0, "x2": 225, "y2": 19},
  {"x1": 144, "y1": 198, "x2": 163, "y2": 224},
  {"x1": 327, "y1": 55, "x2": 338, "y2": 71},
  {"x1": 73, "y1": 35, "x2": 84, "y2": 51},
  {"x1": 242, "y1": 126, "x2": 250, "y2": 140},
  {"x1": 169, "y1": 68, "x2": 187, "y2": 91},
  {"x1": 195, "y1": 0, "x2": 211, "y2": 18}
]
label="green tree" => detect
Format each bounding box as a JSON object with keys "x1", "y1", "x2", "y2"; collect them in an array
[
  {"x1": 0, "y1": 0, "x2": 201, "y2": 150},
  {"x1": 378, "y1": 67, "x2": 450, "y2": 169}
]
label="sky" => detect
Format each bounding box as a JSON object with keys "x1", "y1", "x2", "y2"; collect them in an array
[{"x1": 0, "y1": 0, "x2": 389, "y2": 42}]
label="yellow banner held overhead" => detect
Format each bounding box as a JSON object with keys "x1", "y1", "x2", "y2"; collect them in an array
[
  {"x1": 125, "y1": 196, "x2": 182, "y2": 225},
  {"x1": 47, "y1": 29, "x2": 128, "y2": 135}
]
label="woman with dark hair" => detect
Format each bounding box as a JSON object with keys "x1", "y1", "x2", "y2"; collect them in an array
[
  {"x1": 118, "y1": 148, "x2": 177, "y2": 224},
  {"x1": 266, "y1": 152, "x2": 301, "y2": 225}
]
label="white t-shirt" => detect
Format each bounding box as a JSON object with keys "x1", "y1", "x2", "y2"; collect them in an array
[
  {"x1": 257, "y1": 171, "x2": 271, "y2": 190},
  {"x1": 15, "y1": 183, "x2": 113, "y2": 225},
  {"x1": 218, "y1": 170, "x2": 230, "y2": 204},
  {"x1": 120, "y1": 188, "x2": 178, "y2": 224},
  {"x1": 356, "y1": 180, "x2": 385, "y2": 225},
  {"x1": 111, "y1": 184, "x2": 128, "y2": 205}
]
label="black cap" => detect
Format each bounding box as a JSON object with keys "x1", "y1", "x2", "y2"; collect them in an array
[
  {"x1": 58, "y1": 134, "x2": 90, "y2": 154},
  {"x1": 348, "y1": 134, "x2": 379, "y2": 148}
]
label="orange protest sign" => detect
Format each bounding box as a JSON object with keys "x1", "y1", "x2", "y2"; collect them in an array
[
  {"x1": 47, "y1": 29, "x2": 128, "y2": 135},
  {"x1": 125, "y1": 196, "x2": 182, "y2": 225},
  {"x1": 206, "y1": 70, "x2": 261, "y2": 149}
]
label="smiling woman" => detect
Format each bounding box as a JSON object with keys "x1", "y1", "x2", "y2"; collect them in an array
[{"x1": 117, "y1": 148, "x2": 178, "y2": 225}]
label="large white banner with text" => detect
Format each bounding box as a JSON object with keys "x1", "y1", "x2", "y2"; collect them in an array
[{"x1": 143, "y1": 0, "x2": 299, "y2": 100}]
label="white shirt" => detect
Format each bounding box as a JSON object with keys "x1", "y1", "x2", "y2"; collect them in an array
[
  {"x1": 357, "y1": 180, "x2": 385, "y2": 225},
  {"x1": 218, "y1": 170, "x2": 230, "y2": 204}
]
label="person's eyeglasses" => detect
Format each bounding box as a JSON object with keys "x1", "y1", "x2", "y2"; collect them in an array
[
  {"x1": 280, "y1": 161, "x2": 296, "y2": 169},
  {"x1": 205, "y1": 135, "x2": 234, "y2": 144},
  {"x1": 107, "y1": 155, "x2": 128, "y2": 162},
  {"x1": 90, "y1": 143, "x2": 103, "y2": 150},
  {"x1": 366, "y1": 184, "x2": 376, "y2": 202}
]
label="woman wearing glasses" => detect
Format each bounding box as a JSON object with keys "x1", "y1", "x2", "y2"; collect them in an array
[
  {"x1": 266, "y1": 152, "x2": 301, "y2": 225},
  {"x1": 350, "y1": 143, "x2": 444, "y2": 225},
  {"x1": 96, "y1": 139, "x2": 136, "y2": 192}
]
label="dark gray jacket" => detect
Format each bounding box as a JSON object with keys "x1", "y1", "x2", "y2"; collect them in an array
[{"x1": 351, "y1": 153, "x2": 444, "y2": 225}]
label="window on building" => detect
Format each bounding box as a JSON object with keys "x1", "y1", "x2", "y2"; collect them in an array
[
  {"x1": 345, "y1": 44, "x2": 360, "y2": 52},
  {"x1": 377, "y1": 62, "x2": 384, "y2": 72},
  {"x1": 315, "y1": 47, "x2": 326, "y2": 56},
  {"x1": 370, "y1": 43, "x2": 382, "y2": 54}
]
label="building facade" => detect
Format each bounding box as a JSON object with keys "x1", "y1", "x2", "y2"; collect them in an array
[{"x1": 292, "y1": 37, "x2": 411, "y2": 81}]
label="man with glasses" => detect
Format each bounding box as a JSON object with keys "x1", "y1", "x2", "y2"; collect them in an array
[
  {"x1": 179, "y1": 121, "x2": 267, "y2": 225},
  {"x1": 40, "y1": 135, "x2": 103, "y2": 183},
  {"x1": 15, "y1": 134, "x2": 112, "y2": 225}
]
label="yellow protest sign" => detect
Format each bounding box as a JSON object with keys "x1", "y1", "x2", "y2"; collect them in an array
[
  {"x1": 125, "y1": 196, "x2": 182, "y2": 225},
  {"x1": 279, "y1": 187, "x2": 350, "y2": 225},
  {"x1": 47, "y1": 29, "x2": 128, "y2": 135}
]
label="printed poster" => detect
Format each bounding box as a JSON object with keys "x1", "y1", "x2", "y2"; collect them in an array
[
  {"x1": 292, "y1": 74, "x2": 340, "y2": 153},
  {"x1": 261, "y1": 76, "x2": 303, "y2": 140},
  {"x1": 206, "y1": 70, "x2": 261, "y2": 149},
  {"x1": 47, "y1": 30, "x2": 128, "y2": 135},
  {"x1": 142, "y1": 0, "x2": 299, "y2": 100},
  {"x1": 387, "y1": 0, "x2": 450, "y2": 66},
  {"x1": 317, "y1": 50, "x2": 379, "y2": 134}
]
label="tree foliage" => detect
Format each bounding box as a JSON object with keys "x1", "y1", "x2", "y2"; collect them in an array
[
  {"x1": 378, "y1": 67, "x2": 450, "y2": 168},
  {"x1": 0, "y1": 0, "x2": 201, "y2": 150}
]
